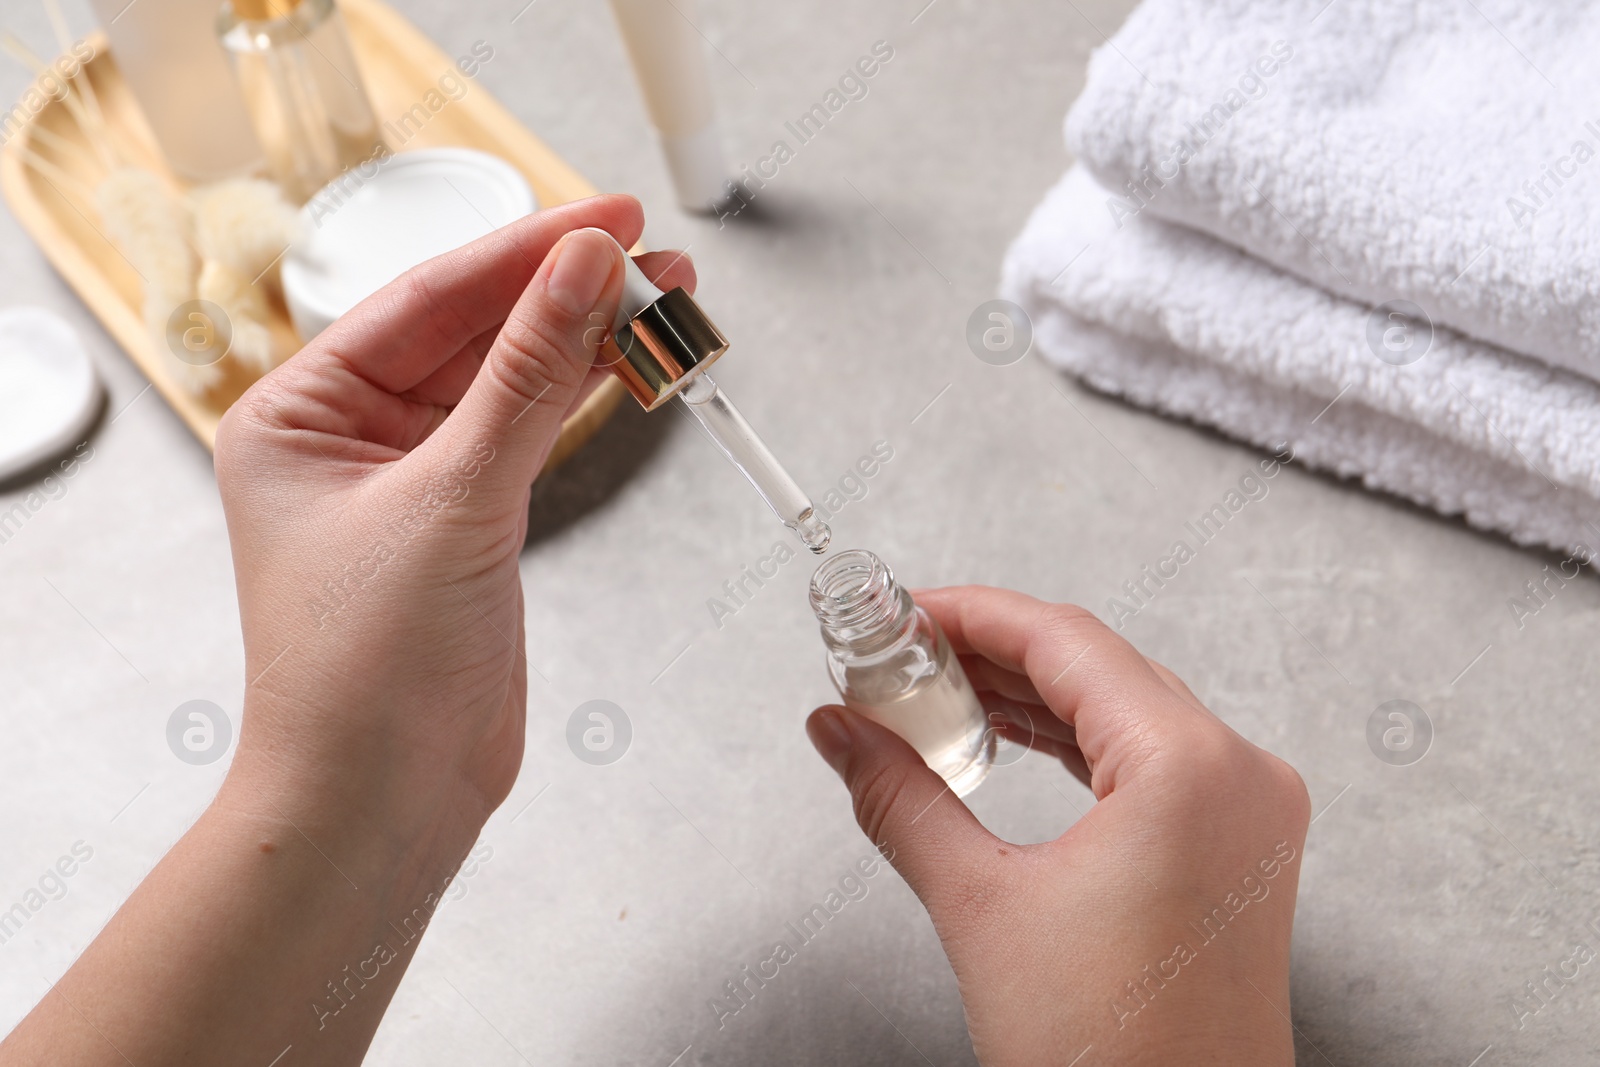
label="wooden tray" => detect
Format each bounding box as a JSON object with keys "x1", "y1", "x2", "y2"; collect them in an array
[{"x1": 0, "y1": 0, "x2": 623, "y2": 469}]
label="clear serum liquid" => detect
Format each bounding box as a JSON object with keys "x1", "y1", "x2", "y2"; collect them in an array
[{"x1": 810, "y1": 550, "x2": 995, "y2": 796}]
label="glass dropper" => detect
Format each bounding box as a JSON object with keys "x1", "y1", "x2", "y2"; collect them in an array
[
  {"x1": 676, "y1": 373, "x2": 832, "y2": 552},
  {"x1": 590, "y1": 229, "x2": 832, "y2": 554}
]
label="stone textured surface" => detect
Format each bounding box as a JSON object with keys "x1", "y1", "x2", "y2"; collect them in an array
[{"x1": 1, "y1": 1, "x2": 1596, "y2": 1064}]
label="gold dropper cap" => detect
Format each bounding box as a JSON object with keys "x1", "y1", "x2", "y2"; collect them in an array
[
  {"x1": 605, "y1": 287, "x2": 728, "y2": 410},
  {"x1": 579, "y1": 229, "x2": 731, "y2": 410}
]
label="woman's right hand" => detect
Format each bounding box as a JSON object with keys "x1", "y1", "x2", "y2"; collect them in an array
[{"x1": 805, "y1": 586, "x2": 1311, "y2": 1067}]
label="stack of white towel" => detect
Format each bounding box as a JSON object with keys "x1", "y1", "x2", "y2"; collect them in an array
[{"x1": 1002, "y1": 0, "x2": 1600, "y2": 555}]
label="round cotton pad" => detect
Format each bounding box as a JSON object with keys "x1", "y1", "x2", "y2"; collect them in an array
[{"x1": 0, "y1": 307, "x2": 103, "y2": 482}]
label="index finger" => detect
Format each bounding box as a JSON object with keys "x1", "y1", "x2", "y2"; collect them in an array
[{"x1": 914, "y1": 585, "x2": 1195, "y2": 788}]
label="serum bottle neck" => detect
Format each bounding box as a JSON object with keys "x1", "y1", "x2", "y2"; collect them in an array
[{"x1": 809, "y1": 550, "x2": 916, "y2": 660}]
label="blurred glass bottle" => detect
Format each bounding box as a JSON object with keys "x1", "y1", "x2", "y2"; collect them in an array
[
  {"x1": 218, "y1": 0, "x2": 382, "y2": 203},
  {"x1": 810, "y1": 550, "x2": 996, "y2": 796},
  {"x1": 88, "y1": 0, "x2": 264, "y2": 181}
]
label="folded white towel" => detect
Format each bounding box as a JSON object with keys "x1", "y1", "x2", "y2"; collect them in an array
[
  {"x1": 1002, "y1": 167, "x2": 1600, "y2": 556},
  {"x1": 1064, "y1": 0, "x2": 1600, "y2": 380}
]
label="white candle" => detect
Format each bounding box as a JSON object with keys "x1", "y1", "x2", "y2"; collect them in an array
[
  {"x1": 88, "y1": 0, "x2": 263, "y2": 181},
  {"x1": 607, "y1": 0, "x2": 730, "y2": 212}
]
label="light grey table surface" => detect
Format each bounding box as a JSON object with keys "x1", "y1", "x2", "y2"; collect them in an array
[{"x1": 2, "y1": 1, "x2": 1597, "y2": 1064}]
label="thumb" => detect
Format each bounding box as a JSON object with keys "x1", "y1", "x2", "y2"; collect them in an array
[
  {"x1": 416, "y1": 226, "x2": 623, "y2": 501},
  {"x1": 806, "y1": 706, "x2": 1000, "y2": 912}
]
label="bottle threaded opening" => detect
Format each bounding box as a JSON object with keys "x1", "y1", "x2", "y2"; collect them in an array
[{"x1": 809, "y1": 549, "x2": 903, "y2": 645}]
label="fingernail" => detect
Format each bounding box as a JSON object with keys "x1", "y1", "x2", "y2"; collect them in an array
[
  {"x1": 806, "y1": 707, "x2": 852, "y2": 775},
  {"x1": 546, "y1": 229, "x2": 617, "y2": 316}
]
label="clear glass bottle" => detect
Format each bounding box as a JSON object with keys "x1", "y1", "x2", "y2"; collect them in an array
[
  {"x1": 218, "y1": 0, "x2": 383, "y2": 204},
  {"x1": 810, "y1": 550, "x2": 995, "y2": 796}
]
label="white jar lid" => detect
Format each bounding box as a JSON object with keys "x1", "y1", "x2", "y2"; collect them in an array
[
  {"x1": 0, "y1": 307, "x2": 101, "y2": 482},
  {"x1": 283, "y1": 148, "x2": 538, "y2": 340}
]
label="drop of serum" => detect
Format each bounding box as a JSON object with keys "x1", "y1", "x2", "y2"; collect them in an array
[{"x1": 789, "y1": 509, "x2": 833, "y2": 554}]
